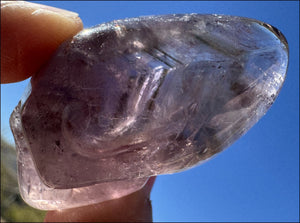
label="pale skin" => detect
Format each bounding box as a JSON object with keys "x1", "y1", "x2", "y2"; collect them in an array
[{"x1": 1, "y1": 1, "x2": 155, "y2": 222}]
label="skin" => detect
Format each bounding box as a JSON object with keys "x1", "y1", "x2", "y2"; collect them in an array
[{"x1": 1, "y1": 1, "x2": 156, "y2": 222}]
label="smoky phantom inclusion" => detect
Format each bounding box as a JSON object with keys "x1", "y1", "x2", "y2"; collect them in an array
[{"x1": 10, "y1": 14, "x2": 288, "y2": 210}]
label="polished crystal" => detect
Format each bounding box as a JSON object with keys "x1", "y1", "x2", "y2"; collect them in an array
[{"x1": 10, "y1": 14, "x2": 288, "y2": 210}]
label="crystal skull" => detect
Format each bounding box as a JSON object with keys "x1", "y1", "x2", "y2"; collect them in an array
[{"x1": 10, "y1": 14, "x2": 288, "y2": 210}]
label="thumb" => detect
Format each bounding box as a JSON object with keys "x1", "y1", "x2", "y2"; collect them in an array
[
  {"x1": 44, "y1": 177, "x2": 156, "y2": 222},
  {"x1": 1, "y1": 1, "x2": 83, "y2": 83}
]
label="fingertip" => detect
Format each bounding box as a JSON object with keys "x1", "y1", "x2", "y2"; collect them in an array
[
  {"x1": 1, "y1": 1, "x2": 83, "y2": 83},
  {"x1": 44, "y1": 178, "x2": 156, "y2": 222}
]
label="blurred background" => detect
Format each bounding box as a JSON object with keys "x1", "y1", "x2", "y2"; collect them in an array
[
  {"x1": 1, "y1": 1, "x2": 299, "y2": 222},
  {"x1": 1, "y1": 139, "x2": 46, "y2": 221}
]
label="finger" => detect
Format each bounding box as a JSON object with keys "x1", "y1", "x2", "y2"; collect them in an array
[
  {"x1": 1, "y1": 1, "x2": 83, "y2": 83},
  {"x1": 44, "y1": 176, "x2": 156, "y2": 222}
]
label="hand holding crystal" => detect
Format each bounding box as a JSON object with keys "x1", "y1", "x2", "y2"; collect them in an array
[
  {"x1": 2, "y1": 0, "x2": 288, "y2": 222},
  {"x1": 1, "y1": 1, "x2": 156, "y2": 222}
]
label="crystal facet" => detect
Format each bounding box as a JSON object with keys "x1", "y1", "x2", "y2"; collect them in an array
[{"x1": 10, "y1": 14, "x2": 288, "y2": 210}]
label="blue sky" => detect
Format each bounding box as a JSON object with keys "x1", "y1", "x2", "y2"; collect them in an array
[{"x1": 1, "y1": 1, "x2": 299, "y2": 222}]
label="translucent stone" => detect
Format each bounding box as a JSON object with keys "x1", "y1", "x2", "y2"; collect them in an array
[{"x1": 10, "y1": 14, "x2": 288, "y2": 210}]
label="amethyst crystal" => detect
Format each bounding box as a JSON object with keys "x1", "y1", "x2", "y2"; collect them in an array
[{"x1": 10, "y1": 14, "x2": 288, "y2": 210}]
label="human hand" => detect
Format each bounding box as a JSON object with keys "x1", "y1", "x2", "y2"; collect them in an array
[
  {"x1": 1, "y1": 0, "x2": 82, "y2": 83},
  {"x1": 1, "y1": 1, "x2": 156, "y2": 222}
]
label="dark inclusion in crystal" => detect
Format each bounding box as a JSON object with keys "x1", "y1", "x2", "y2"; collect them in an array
[{"x1": 10, "y1": 14, "x2": 288, "y2": 209}]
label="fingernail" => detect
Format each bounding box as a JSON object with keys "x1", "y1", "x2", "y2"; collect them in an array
[
  {"x1": 30, "y1": 2, "x2": 79, "y2": 19},
  {"x1": 2, "y1": 1, "x2": 79, "y2": 19},
  {"x1": 36, "y1": 4, "x2": 79, "y2": 19}
]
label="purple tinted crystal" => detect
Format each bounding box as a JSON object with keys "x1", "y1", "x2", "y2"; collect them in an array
[{"x1": 10, "y1": 14, "x2": 288, "y2": 210}]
